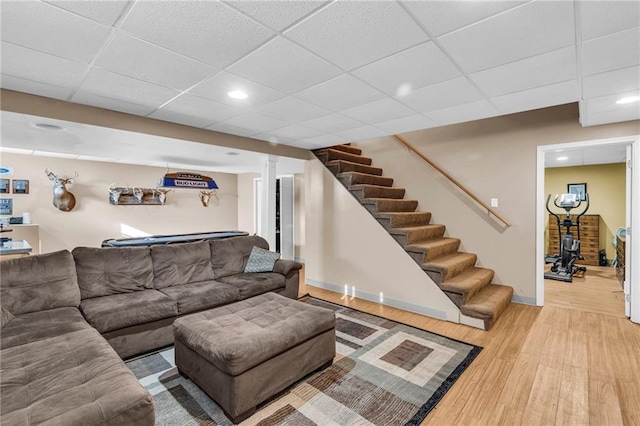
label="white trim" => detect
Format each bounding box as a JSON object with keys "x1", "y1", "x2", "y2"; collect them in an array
[{"x1": 536, "y1": 135, "x2": 640, "y2": 324}]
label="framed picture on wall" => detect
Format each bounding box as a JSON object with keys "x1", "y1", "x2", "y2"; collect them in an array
[
  {"x1": 0, "y1": 179, "x2": 9, "y2": 194},
  {"x1": 567, "y1": 183, "x2": 587, "y2": 201},
  {"x1": 12, "y1": 179, "x2": 29, "y2": 194},
  {"x1": 0, "y1": 198, "x2": 12, "y2": 215}
]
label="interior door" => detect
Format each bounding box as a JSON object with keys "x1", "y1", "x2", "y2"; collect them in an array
[{"x1": 625, "y1": 144, "x2": 632, "y2": 317}]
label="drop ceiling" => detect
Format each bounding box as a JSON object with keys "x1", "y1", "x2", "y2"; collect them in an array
[{"x1": 1, "y1": 0, "x2": 639, "y2": 173}]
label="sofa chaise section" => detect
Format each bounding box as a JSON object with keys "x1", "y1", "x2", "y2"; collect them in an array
[{"x1": 0, "y1": 250, "x2": 155, "y2": 426}]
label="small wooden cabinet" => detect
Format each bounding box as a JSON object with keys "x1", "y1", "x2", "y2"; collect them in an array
[
  {"x1": 616, "y1": 235, "x2": 625, "y2": 285},
  {"x1": 548, "y1": 214, "x2": 600, "y2": 266}
]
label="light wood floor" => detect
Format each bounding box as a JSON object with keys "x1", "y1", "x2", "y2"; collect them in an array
[{"x1": 300, "y1": 266, "x2": 640, "y2": 425}]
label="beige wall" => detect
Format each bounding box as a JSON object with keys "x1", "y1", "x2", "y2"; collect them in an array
[
  {"x1": 350, "y1": 104, "x2": 638, "y2": 303},
  {"x1": 237, "y1": 173, "x2": 259, "y2": 235},
  {"x1": 1, "y1": 153, "x2": 238, "y2": 253},
  {"x1": 305, "y1": 159, "x2": 459, "y2": 321},
  {"x1": 545, "y1": 163, "x2": 626, "y2": 262}
]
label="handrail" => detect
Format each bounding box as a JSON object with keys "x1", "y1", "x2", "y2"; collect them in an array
[{"x1": 392, "y1": 134, "x2": 511, "y2": 228}]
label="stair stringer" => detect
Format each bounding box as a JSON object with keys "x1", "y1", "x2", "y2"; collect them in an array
[{"x1": 304, "y1": 158, "x2": 461, "y2": 323}]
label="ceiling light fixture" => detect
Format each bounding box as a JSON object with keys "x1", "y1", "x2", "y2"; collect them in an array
[
  {"x1": 226, "y1": 152, "x2": 239, "y2": 156},
  {"x1": 616, "y1": 95, "x2": 640, "y2": 105},
  {"x1": 33, "y1": 123, "x2": 64, "y2": 131},
  {"x1": 557, "y1": 156, "x2": 568, "y2": 161},
  {"x1": 227, "y1": 90, "x2": 248, "y2": 100}
]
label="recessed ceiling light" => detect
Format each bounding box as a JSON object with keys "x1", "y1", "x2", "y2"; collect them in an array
[
  {"x1": 227, "y1": 90, "x2": 248, "y2": 100},
  {"x1": 616, "y1": 95, "x2": 640, "y2": 105},
  {"x1": 557, "y1": 156, "x2": 568, "y2": 161},
  {"x1": 33, "y1": 123, "x2": 64, "y2": 131},
  {"x1": 226, "y1": 152, "x2": 239, "y2": 156}
]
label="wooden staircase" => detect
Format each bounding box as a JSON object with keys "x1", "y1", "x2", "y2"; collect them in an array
[{"x1": 314, "y1": 144, "x2": 514, "y2": 330}]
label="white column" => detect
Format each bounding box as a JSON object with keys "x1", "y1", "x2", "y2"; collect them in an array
[{"x1": 260, "y1": 155, "x2": 277, "y2": 250}]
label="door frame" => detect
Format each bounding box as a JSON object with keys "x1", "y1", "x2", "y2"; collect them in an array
[{"x1": 536, "y1": 135, "x2": 640, "y2": 323}]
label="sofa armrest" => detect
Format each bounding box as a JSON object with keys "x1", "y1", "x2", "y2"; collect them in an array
[{"x1": 273, "y1": 259, "x2": 302, "y2": 276}]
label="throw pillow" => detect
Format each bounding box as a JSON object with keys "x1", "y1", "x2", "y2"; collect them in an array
[
  {"x1": 244, "y1": 246, "x2": 280, "y2": 273},
  {"x1": 1, "y1": 306, "x2": 15, "y2": 329}
]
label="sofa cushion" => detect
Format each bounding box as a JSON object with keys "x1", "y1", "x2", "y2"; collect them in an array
[
  {"x1": 1, "y1": 306, "x2": 14, "y2": 329},
  {"x1": 217, "y1": 272, "x2": 285, "y2": 300},
  {"x1": 244, "y1": 246, "x2": 280, "y2": 273},
  {"x1": 72, "y1": 246, "x2": 155, "y2": 299},
  {"x1": 0, "y1": 307, "x2": 93, "y2": 350},
  {"x1": 151, "y1": 241, "x2": 215, "y2": 289},
  {"x1": 80, "y1": 290, "x2": 178, "y2": 333},
  {"x1": 159, "y1": 280, "x2": 239, "y2": 315},
  {"x1": 0, "y1": 328, "x2": 154, "y2": 426},
  {"x1": 0, "y1": 250, "x2": 80, "y2": 315},
  {"x1": 209, "y1": 235, "x2": 269, "y2": 279}
]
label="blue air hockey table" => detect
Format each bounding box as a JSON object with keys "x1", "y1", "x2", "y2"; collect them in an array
[{"x1": 101, "y1": 230, "x2": 249, "y2": 247}]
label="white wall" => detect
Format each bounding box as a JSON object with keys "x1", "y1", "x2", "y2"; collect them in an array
[{"x1": 1, "y1": 153, "x2": 238, "y2": 252}]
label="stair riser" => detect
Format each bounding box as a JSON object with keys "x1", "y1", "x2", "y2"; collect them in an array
[
  {"x1": 316, "y1": 149, "x2": 372, "y2": 165},
  {"x1": 327, "y1": 161, "x2": 383, "y2": 176},
  {"x1": 423, "y1": 255, "x2": 477, "y2": 284},
  {"x1": 364, "y1": 200, "x2": 418, "y2": 214},
  {"x1": 330, "y1": 144, "x2": 362, "y2": 155},
  {"x1": 444, "y1": 291, "x2": 464, "y2": 308},
  {"x1": 350, "y1": 187, "x2": 406, "y2": 202},
  {"x1": 338, "y1": 173, "x2": 393, "y2": 188},
  {"x1": 392, "y1": 226, "x2": 446, "y2": 246},
  {"x1": 407, "y1": 239, "x2": 461, "y2": 263}
]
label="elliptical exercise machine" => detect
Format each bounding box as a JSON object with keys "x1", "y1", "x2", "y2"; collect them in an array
[{"x1": 544, "y1": 192, "x2": 590, "y2": 282}]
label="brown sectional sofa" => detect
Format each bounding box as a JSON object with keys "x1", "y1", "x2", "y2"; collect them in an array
[{"x1": 0, "y1": 235, "x2": 302, "y2": 426}]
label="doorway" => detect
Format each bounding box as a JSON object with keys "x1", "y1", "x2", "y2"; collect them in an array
[{"x1": 536, "y1": 135, "x2": 640, "y2": 323}]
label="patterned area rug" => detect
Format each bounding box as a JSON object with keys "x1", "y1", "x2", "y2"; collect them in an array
[{"x1": 125, "y1": 298, "x2": 482, "y2": 425}]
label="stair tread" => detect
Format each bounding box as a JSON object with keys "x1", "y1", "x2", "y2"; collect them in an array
[
  {"x1": 424, "y1": 252, "x2": 477, "y2": 268},
  {"x1": 439, "y1": 267, "x2": 494, "y2": 294},
  {"x1": 349, "y1": 183, "x2": 402, "y2": 191},
  {"x1": 362, "y1": 198, "x2": 418, "y2": 204},
  {"x1": 330, "y1": 144, "x2": 362, "y2": 155},
  {"x1": 461, "y1": 284, "x2": 514, "y2": 318},
  {"x1": 374, "y1": 211, "x2": 430, "y2": 219},
  {"x1": 406, "y1": 237, "x2": 461, "y2": 251},
  {"x1": 326, "y1": 160, "x2": 383, "y2": 176},
  {"x1": 338, "y1": 172, "x2": 394, "y2": 187},
  {"x1": 389, "y1": 224, "x2": 446, "y2": 235},
  {"x1": 325, "y1": 148, "x2": 372, "y2": 165}
]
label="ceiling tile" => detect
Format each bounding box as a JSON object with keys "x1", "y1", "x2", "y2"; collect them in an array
[
  {"x1": 1, "y1": 42, "x2": 89, "y2": 88},
  {"x1": 301, "y1": 134, "x2": 348, "y2": 147},
  {"x1": 46, "y1": 0, "x2": 130, "y2": 26},
  {"x1": 469, "y1": 46, "x2": 576, "y2": 97},
  {"x1": 223, "y1": 112, "x2": 290, "y2": 133},
  {"x1": 580, "y1": 1, "x2": 640, "y2": 41},
  {"x1": 255, "y1": 96, "x2": 330, "y2": 122},
  {"x1": 267, "y1": 124, "x2": 324, "y2": 141},
  {"x1": 425, "y1": 100, "x2": 499, "y2": 126},
  {"x1": 71, "y1": 91, "x2": 157, "y2": 116},
  {"x1": 376, "y1": 114, "x2": 436, "y2": 134},
  {"x1": 120, "y1": 1, "x2": 274, "y2": 68},
  {"x1": 398, "y1": 77, "x2": 484, "y2": 113},
  {"x1": 581, "y1": 26, "x2": 640, "y2": 76},
  {"x1": 227, "y1": 37, "x2": 341, "y2": 93},
  {"x1": 401, "y1": 0, "x2": 527, "y2": 37},
  {"x1": 335, "y1": 125, "x2": 388, "y2": 141},
  {"x1": 438, "y1": 1, "x2": 575, "y2": 73},
  {"x1": 154, "y1": 94, "x2": 243, "y2": 125},
  {"x1": 586, "y1": 90, "x2": 640, "y2": 115},
  {"x1": 0, "y1": 74, "x2": 72, "y2": 100},
  {"x1": 294, "y1": 74, "x2": 385, "y2": 111},
  {"x1": 79, "y1": 68, "x2": 180, "y2": 107},
  {"x1": 285, "y1": 1, "x2": 428, "y2": 70},
  {"x1": 1, "y1": 1, "x2": 112, "y2": 63},
  {"x1": 189, "y1": 71, "x2": 285, "y2": 109},
  {"x1": 205, "y1": 122, "x2": 258, "y2": 138},
  {"x1": 251, "y1": 131, "x2": 296, "y2": 145},
  {"x1": 582, "y1": 66, "x2": 640, "y2": 99},
  {"x1": 352, "y1": 42, "x2": 461, "y2": 96},
  {"x1": 581, "y1": 146, "x2": 627, "y2": 164},
  {"x1": 341, "y1": 97, "x2": 416, "y2": 124},
  {"x1": 300, "y1": 113, "x2": 363, "y2": 133},
  {"x1": 95, "y1": 33, "x2": 218, "y2": 91},
  {"x1": 491, "y1": 79, "x2": 578, "y2": 115},
  {"x1": 224, "y1": 0, "x2": 328, "y2": 31}
]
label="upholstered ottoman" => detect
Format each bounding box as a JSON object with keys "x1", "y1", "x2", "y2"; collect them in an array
[{"x1": 173, "y1": 292, "x2": 336, "y2": 423}]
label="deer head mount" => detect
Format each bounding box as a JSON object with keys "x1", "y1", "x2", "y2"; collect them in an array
[
  {"x1": 199, "y1": 190, "x2": 218, "y2": 207},
  {"x1": 45, "y1": 169, "x2": 77, "y2": 212}
]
